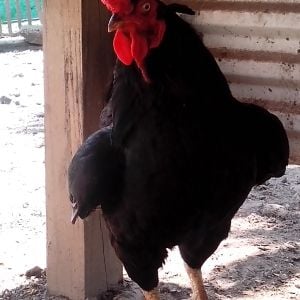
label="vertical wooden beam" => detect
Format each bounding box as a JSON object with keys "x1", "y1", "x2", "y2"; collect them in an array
[
  {"x1": 34, "y1": 0, "x2": 42, "y2": 23},
  {"x1": 0, "y1": 18, "x2": 3, "y2": 37},
  {"x1": 44, "y1": 1, "x2": 122, "y2": 299},
  {"x1": 25, "y1": 0, "x2": 32, "y2": 25},
  {"x1": 5, "y1": 0, "x2": 13, "y2": 35},
  {"x1": 16, "y1": 0, "x2": 22, "y2": 30}
]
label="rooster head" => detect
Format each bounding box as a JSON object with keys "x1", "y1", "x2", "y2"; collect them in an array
[{"x1": 101, "y1": 0, "x2": 166, "y2": 81}]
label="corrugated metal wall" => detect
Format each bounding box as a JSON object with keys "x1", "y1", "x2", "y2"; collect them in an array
[{"x1": 177, "y1": 0, "x2": 299, "y2": 163}]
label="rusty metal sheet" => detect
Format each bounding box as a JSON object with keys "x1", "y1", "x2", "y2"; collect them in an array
[{"x1": 171, "y1": 0, "x2": 300, "y2": 163}]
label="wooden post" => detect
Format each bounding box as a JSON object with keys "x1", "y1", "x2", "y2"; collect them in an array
[{"x1": 44, "y1": 1, "x2": 122, "y2": 299}]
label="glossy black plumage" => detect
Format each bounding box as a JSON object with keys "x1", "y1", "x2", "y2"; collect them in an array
[{"x1": 68, "y1": 1, "x2": 289, "y2": 292}]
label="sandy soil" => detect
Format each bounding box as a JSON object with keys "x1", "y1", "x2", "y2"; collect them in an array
[{"x1": 0, "y1": 40, "x2": 299, "y2": 300}]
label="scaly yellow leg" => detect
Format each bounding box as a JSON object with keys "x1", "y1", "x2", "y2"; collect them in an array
[{"x1": 185, "y1": 263, "x2": 208, "y2": 300}]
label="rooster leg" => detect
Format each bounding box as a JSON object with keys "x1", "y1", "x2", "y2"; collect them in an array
[
  {"x1": 184, "y1": 264, "x2": 208, "y2": 300},
  {"x1": 143, "y1": 288, "x2": 160, "y2": 300}
]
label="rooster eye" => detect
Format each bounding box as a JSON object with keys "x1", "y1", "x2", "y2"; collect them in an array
[{"x1": 142, "y1": 2, "x2": 151, "y2": 12}]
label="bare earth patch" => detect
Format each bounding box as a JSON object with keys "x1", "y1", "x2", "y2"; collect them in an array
[{"x1": 0, "y1": 42, "x2": 299, "y2": 300}]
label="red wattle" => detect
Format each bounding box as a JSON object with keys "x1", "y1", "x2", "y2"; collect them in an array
[
  {"x1": 130, "y1": 30, "x2": 148, "y2": 68},
  {"x1": 112, "y1": 21, "x2": 166, "y2": 82},
  {"x1": 113, "y1": 30, "x2": 133, "y2": 65},
  {"x1": 149, "y1": 21, "x2": 166, "y2": 49},
  {"x1": 113, "y1": 29, "x2": 149, "y2": 69}
]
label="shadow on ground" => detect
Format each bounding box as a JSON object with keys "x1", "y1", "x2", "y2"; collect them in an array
[{"x1": 0, "y1": 38, "x2": 41, "y2": 53}]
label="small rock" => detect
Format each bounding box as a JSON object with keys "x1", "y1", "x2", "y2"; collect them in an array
[
  {"x1": 25, "y1": 266, "x2": 43, "y2": 278},
  {"x1": 20, "y1": 25, "x2": 43, "y2": 45},
  {"x1": 0, "y1": 96, "x2": 12, "y2": 104},
  {"x1": 13, "y1": 73, "x2": 24, "y2": 78},
  {"x1": 260, "y1": 203, "x2": 288, "y2": 219},
  {"x1": 258, "y1": 246, "x2": 270, "y2": 251},
  {"x1": 36, "y1": 112, "x2": 44, "y2": 118}
]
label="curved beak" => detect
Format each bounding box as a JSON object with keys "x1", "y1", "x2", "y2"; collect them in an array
[{"x1": 108, "y1": 13, "x2": 124, "y2": 32}]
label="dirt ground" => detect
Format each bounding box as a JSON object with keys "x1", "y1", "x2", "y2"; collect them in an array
[{"x1": 0, "y1": 40, "x2": 299, "y2": 300}]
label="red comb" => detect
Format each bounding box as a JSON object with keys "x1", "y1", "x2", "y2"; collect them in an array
[{"x1": 101, "y1": 0, "x2": 132, "y2": 13}]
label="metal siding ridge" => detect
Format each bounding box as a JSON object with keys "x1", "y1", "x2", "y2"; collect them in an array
[
  {"x1": 211, "y1": 48, "x2": 300, "y2": 64},
  {"x1": 202, "y1": 35, "x2": 299, "y2": 55},
  {"x1": 226, "y1": 74, "x2": 299, "y2": 89},
  {"x1": 219, "y1": 61, "x2": 299, "y2": 89},
  {"x1": 240, "y1": 98, "x2": 300, "y2": 115},
  {"x1": 169, "y1": 0, "x2": 300, "y2": 14},
  {"x1": 188, "y1": 11, "x2": 300, "y2": 32},
  {"x1": 230, "y1": 84, "x2": 299, "y2": 105}
]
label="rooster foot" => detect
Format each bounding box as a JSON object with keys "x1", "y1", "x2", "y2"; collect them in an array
[{"x1": 143, "y1": 288, "x2": 160, "y2": 300}]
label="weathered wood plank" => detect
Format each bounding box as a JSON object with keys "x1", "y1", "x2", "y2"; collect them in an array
[
  {"x1": 15, "y1": 0, "x2": 22, "y2": 29},
  {"x1": 25, "y1": 0, "x2": 32, "y2": 25},
  {"x1": 5, "y1": 0, "x2": 12, "y2": 34},
  {"x1": 44, "y1": 0, "x2": 121, "y2": 299}
]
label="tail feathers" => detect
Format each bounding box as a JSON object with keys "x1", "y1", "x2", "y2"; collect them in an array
[{"x1": 254, "y1": 108, "x2": 289, "y2": 185}]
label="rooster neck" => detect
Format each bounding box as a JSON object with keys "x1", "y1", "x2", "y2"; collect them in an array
[
  {"x1": 146, "y1": 12, "x2": 231, "y2": 99},
  {"x1": 110, "y1": 9, "x2": 234, "y2": 144}
]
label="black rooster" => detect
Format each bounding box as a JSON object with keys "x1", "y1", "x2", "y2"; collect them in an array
[{"x1": 68, "y1": 0, "x2": 289, "y2": 299}]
